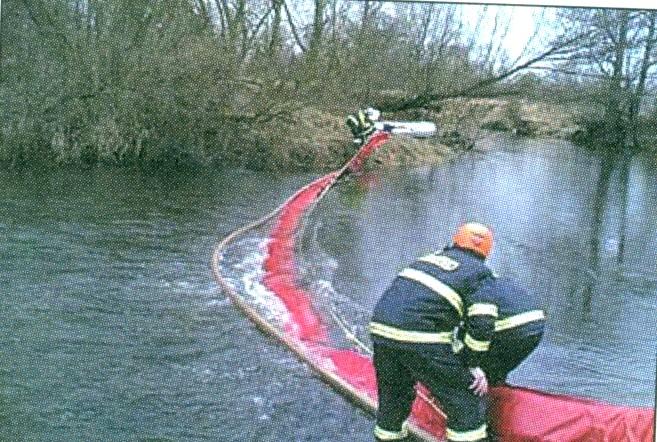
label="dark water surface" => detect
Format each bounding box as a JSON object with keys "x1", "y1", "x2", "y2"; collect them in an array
[{"x1": 1, "y1": 136, "x2": 655, "y2": 441}]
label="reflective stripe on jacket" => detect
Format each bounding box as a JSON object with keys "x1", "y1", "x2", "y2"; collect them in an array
[
  {"x1": 490, "y1": 276, "x2": 546, "y2": 343},
  {"x1": 455, "y1": 276, "x2": 546, "y2": 368},
  {"x1": 370, "y1": 247, "x2": 493, "y2": 349}
]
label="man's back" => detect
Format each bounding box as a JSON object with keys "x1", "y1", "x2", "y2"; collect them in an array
[{"x1": 371, "y1": 247, "x2": 493, "y2": 343}]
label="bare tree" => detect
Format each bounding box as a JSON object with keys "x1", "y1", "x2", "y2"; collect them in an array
[
  {"x1": 549, "y1": 9, "x2": 657, "y2": 149},
  {"x1": 8, "y1": 1, "x2": 657, "y2": 169},
  {"x1": 269, "y1": 0, "x2": 283, "y2": 57},
  {"x1": 306, "y1": 0, "x2": 327, "y2": 65},
  {"x1": 628, "y1": 11, "x2": 657, "y2": 150}
]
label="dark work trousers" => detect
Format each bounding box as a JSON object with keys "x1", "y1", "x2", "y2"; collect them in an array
[
  {"x1": 372, "y1": 341, "x2": 488, "y2": 442},
  {"x1": 481, "y1": 333, "x2": 543, "y2": 385}
]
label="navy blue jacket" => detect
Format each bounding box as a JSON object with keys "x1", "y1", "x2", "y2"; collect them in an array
[{"x1": 369, "y1": 246, "x2": 496, "y2": 367}]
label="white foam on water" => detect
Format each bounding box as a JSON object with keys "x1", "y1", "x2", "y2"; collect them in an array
[{"x1": 220, "y1": 238, "x2": 290, "y2": 325}]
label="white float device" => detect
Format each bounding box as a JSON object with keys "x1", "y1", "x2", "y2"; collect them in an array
[{"x1": 375, "y1": 121, "x2": 437, "y2": 138}]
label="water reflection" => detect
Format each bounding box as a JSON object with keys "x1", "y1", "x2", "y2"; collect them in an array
[{"x1": 576, "y1": 149, "x2": 657, "y2": 320}]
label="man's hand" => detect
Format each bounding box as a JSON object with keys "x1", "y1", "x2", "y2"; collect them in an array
[{"x1": 469, "y1": 367, "x2": 489, "y2": 397}]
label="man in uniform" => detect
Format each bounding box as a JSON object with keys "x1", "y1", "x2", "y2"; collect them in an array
[
  {"x1": 346, "y1": 107, "x2": 380, "y2": 145},
  {"x1": 369, "y1": 222, "x2": 498, "y2": 442}
]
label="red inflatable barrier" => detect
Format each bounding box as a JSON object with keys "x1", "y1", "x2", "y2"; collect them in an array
[
  {"x1": 490, "y1": 386, "x2": 654, "y2": 442},
  {"x1": 257, "y1": 132, "x2": 655, "y2": 441}
]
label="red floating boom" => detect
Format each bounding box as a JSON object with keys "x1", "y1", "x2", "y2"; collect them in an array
[{"x1": 223, "y1": 131, "x2": 655, "y2": 442}]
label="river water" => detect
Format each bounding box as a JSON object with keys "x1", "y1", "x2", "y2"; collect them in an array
[{"x1": 1, "y1": 135, "x2": 655, "y2": 441}]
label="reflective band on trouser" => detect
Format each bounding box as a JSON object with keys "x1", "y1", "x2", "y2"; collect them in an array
[
  {"x1": 374, "y1": 422, "x2": 409, "y2": 441},
  {"x1": 446, "y1": 424, "x2": 487, "y2": 441},
  {"x1": 398, "y1": 268, "x2": 463, "y2": 316},
  {"x1": 495, "y1": 309, "x2": 546, "y2": 332},
  {"x1": 369, "y1": 322, "x2": 452, "y2": 344},
  {"x1": 464, "y1": 333, "x2": 490, "y2": 352},
  {"x1": 467, "y1": 303, "x2": 498, "y2": 317}
]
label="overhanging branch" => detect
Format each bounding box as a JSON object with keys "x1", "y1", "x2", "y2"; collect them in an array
[{"x1": 376, "y1": 33, "x2": 586, "y2": 113}]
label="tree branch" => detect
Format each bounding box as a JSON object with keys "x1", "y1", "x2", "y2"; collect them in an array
[
  {"x1": 377, "y1": 33, "x2": 585, "y2": 112},
  {"x1": 282, "y1": 1, "x2": 306, "y2": 53}
]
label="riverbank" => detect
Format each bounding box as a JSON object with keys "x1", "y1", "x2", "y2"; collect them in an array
[
  {"x1": 265, "y1": 97, "x2": 583, "y2": 171},
  {"x1": 0, "y1": 98, "x2": 582, "y2": 171}
]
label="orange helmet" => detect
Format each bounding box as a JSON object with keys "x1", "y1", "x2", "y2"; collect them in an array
[{"x1": 452, "y1": 222, "x2": 494, "y2": 258}]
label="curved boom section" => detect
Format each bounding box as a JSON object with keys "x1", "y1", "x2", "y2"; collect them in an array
[{"x1": 212, "y1": 131, "x2": 655, "y2": 442}]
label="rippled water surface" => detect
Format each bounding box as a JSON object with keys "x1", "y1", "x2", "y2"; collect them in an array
[{"x1": 1, "y1": 136, "x2": 655, "y2": 441}]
